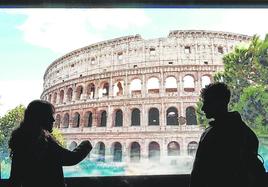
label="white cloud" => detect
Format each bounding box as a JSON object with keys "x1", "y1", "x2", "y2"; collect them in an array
[
  {"x1": 193, "y1": 9, "x2": 268, "y2": 39},
  {"x1": 0, "y1": 80, "x2": 43, "y2": 117},
  {"x1": 5, "y1": 9, "x2": 151, "y2": 55}
]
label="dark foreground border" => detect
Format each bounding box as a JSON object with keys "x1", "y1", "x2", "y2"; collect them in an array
[
  {"x1": 0, "y1": 174, "x2": 188, "y2": 187},
  {"x1": 1, "y1": 174, "x2": 268, "y2": 187}
]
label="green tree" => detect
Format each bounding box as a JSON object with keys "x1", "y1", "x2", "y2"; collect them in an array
[
  {"x1": 233, "y1": 85, "x2": 268, "y2": 136},
  {"x1": 0, "y1": 105, "x2": 25, "y2": 159},
  {"x1": 196, "y1": 100, "x2": 209, "y2": 127},
  {"x1": 196, "y1": 35, "x2": 268, "y2": 136},
  {"x1": 214, "y1": 35, "x2": 268, "y2": 107},
  {"x1": 52, "y1": 127, "x2": 66, "y2": 148}
]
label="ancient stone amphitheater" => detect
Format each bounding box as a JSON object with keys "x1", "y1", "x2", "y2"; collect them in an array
[{"x1": 41, "y1": 30, "x2": 251, "y2": 164}]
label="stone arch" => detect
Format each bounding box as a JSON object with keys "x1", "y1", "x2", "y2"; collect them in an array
[
  {"x1": 59, "y1": 90, "x2": 64, "y2": 104},
  {"x1": 201, "y1": 75, "x2": 211, "y2": 88},
  {"x1": 87, "y1": 83, "x2": 95, "y2": 99},
  {"x1": 99, "y1": 81, "x2": 109, "y2": 97},
  {"x1": 148, "y1": 141, "x2": 160, "y2": 161},
  {"x1": 69, "y1": 141, "x2": 77, "y2": 151},
  {"x1": 166, "y1": 107, "x2": 179, "y2": 125},
  {"x1": 147, "y1": 77, "x2": 160, "y2": 93},
  {"x1": 186, "y1": 106, "x2": 197, "y2": 125},
  {"x1": 95, "y1": 142, "x2": 105, "y2": 162},
  {"x1": 148, "y1": 107, "x2": 159, "y2": 126},
  {"x1": 165, "y1": 76, "x2": 177, "y2": 92},
  {"x1": 55, "y1": 114, "x2": 61, "y2": 128},
  {"x1": 113, "y1": 80, "x2": 124, "y2": 96},
  {"x1": 131, "y1": 108, "x2": 140, "y2": 126},
  {"x1": 112, "y1": 142, "x2": 122, "y2": 162},
  {"x1": 130, "y1": 78, "x2": 142, "y2": 95},
  {"x1": 63, "y1": 113, "x2": 69, "y2": 128},
  {"x1": 114, "y1": 109, "x2": 123, "y2": 127},
  {"x1": 99, "y1": 110, "x2": 107, "y2": 127},
  {"x1": 188, "y1": 141, "x2": 198, "y2": 156},
  {"x1": 84, "y1": 111, "x2": 93, "y2": 127},
  {"x1": 130, "y1": 142, "x2": 140, "y2": 162},
  {"x1": 183, "y1": 75, "x2": 195, "y2": 92},
  {"x1": 53, "y1": 92, "x2": 57, "y2": 104},
  {"x1": 73, "y1": 112, "x2": 80, "y2": 127},
  {"x1": 67, "y1": 88, "x2": 73, "y2": 102},
  {"x1": 167, "y1": 141, "x2": 180, "y2": 156},
  {"x1": 76, "y1": 85, "x2": 83, "y2": 100}
]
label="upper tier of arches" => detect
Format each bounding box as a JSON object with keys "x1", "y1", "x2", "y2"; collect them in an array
[
  {"x1": 43, "y1": 30, "x2": 251, "y2": 90},
  {"x1": 45, "y1": 74, "x2": 212, "y2": 104}
]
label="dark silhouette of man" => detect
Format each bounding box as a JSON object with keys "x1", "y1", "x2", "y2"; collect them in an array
[
  {"x1": 8, "y1": 100, "x2": 92, "y2": 187},
  {"x1": 190, "y1": 82, "x2": 264, "y2": 187}
]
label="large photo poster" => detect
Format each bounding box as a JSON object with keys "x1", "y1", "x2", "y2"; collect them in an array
[{"x1": 0, "y1": 9, "x2": 267, "y2": 179}]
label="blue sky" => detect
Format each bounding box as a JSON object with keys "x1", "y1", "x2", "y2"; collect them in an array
[{"x1": 1, "y1": 8, "x2": 268, "y2": 116}]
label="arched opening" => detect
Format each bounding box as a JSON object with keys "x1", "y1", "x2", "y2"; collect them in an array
[
  {"x1": 55, "y1": 114, "x2": 61, "y2": 128},
  {"x1": 201, "y1": 75, "x2": 211, "y2": 88},
  {"x1": 76, "y1": 86, "x2": 83, "y2": 100},
  {"x1": 131, "y1": 108, "x2": 140, "y2": 126},
  {"x1": 59, "y1": 90, "x2": 64, "y2": 104},
  {"x1": 130, "y1": 78, "x2": 142, "y2": 95},
  {"x1": 53, "y1": 92, "x2": 57, "y2": 104},
  {"x1": 148, "y1": 107, "x2": 159, "y2": 126},
  {"x1": 165, "y1": 76, "x2": 177, "y2": 92},
  {"x1": 87, "y1": 83, "x2": 95, "y2": 99},
  {"x1": 114, "y1": 80, "x2": 124, "y2": 96},
  {"x1": 112, "y1": 142, "x2": 122, "y2": 162},
  {"x1": 63, "y1": 113, "x2": 69, "y2": 128},
  {"x1": 183, "y1": 75, "x2": 195, "y2": 92},
  {"x1": 188, "y1": 141, "x2": 198, "y2": 156},
  {"x1": 73, "y1": 112, "x2": 80, "y2": 127},
  {"x1": 67, "y1": 88, "x2": 73, "y2": 102},
  {"x1": 186, "y1": 107, "x2": 197, "y2": 125},
  {"x1": 100, "y1": 82, "x2": 109, "y2": 97},
  {"x1": 167, "y1": 141, "x2": 180, "y2": 156},
  {"x1": 96, "y1": 142, "x2": 105, "y2": 162},
  {"x1": 85, "y1": 111, "x2": 93, "y2": 127},
  {"x1": 69, "y1": 141, "x2": 77, "y2": 151},
  {"x1": 130, "y1": 142, "x2": 140, "y2": 162},
  {"x1": 147, "y1": 77, "x2": 160, "y2": 94},
  {"x1": 166, "y1": 107, "x2": 179, "y2": 125},
  {"x1": 100, "y1": 111, "x2": 107, "y2": 127},
  {"x1": 148, "y1": 141, "x2": 160, "y2": 161},
  {"x1": 114, "y1": 109, "x2": 123, "y2": 127}
]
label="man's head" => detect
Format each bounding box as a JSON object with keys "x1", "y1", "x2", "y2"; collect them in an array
[{"x1": 200, "y1": 82, "x2": 231, "y2": 119}]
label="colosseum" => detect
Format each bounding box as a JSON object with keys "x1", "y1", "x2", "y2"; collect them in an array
[{"x1": 41, "y1": 30, "x2": 251, "y2": 168}]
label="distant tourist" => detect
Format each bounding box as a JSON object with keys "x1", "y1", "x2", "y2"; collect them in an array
[
  {"x1": 190, "y1": 82, "x2": 266, "y2": 187},
  {"x1": 8, "y1": 100, "x2": 92, "y2": 187}
]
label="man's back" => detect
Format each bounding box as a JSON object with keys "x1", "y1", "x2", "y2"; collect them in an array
[{"x1": 190, "y1": 111, "x2": 259, "y2": 187}]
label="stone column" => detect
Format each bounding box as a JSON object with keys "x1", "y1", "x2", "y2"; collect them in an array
[
  {"x1": 124, "y1": 74, "x2": 129, "y2": 97},
  {"x1": 160, "y1": 69, "x2": 164, "y2": 97},
  {"x1": 142, "y1": 104, "x2": 147, "y2": 127},
  {"x1": 92, "y1": 109, "x2": 98, "y2": 127},
  {"x1": 179, "y1": 75, "x2": 183, "y2": 96},
  {"x1": 142, "y1": 74, "x2": 146, "y2": 97},
  {"x1": 94, "y1": 80, "x2": 99, "y2": 99},
  {"x1": 161, "y1": 102, "x2": 165, "y2": 128},
  {"x1": 107, "y1": 106, "x2": 112, "y2": 128},
  {"x1": 123, "y1": 106, "x2": 129, "y2": 127},
  {"x1": 109, "y1": 77, "x2": 113, "y2": 98}
]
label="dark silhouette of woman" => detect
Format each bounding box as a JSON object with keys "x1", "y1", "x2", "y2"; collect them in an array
[{"x1": 8, "y1": 100, "x2": 92, "y2": 187}]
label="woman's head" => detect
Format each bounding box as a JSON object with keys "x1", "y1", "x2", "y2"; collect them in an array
[{"x1": 23, "y1": 100, "x2": 55, "y2": 133}]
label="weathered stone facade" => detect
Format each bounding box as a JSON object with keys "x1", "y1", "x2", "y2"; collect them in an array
[{"x1": 41, "y1": 30, "x2": 251, "y2": 163}]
